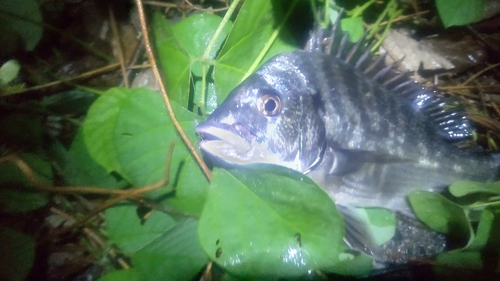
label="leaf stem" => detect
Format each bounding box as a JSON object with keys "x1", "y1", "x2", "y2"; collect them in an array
[
  {"x1": 200, "y1": 0, "x2": 241, "y2": 113},
  {"x1": 134, "y1": 0, "x2": 212, "y2": 181},
  {"x1": 202, "y1": 0, "x2": 241, "y2": 60},
  {"x1": 242, "y1": 0, "x2": 299, "y2": 80}
]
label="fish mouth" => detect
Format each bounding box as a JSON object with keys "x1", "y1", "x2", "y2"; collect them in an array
[{"x1": 196, "y1": 121, "x2": 284, "y2": 166}]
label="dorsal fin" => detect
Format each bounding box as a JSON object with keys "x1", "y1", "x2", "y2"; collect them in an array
[{"x1": 304, "y1": 12, "x2": 476, "y2": 143}]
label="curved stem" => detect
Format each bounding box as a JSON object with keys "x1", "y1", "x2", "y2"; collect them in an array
[{"x1": 243, "y1": 0, "x2": 299, "y2": 80}]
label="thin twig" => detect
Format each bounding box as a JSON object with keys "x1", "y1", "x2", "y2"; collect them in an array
[
  {"x1": 134, "y1": 0, "x2": 212, "y2": 181},
  {"x1": 461, "y1": 62, "x2": 500, "y2": 87},
  {"x1": 2, "y1": 63, "x2": 120, "y2": 96},
  {"x1": 109, "y1": 5, "x2": 129, "y2": 88},
  {"x1": 40, "y1": 143, "x2": 176, "y2": 245},
  {"x1": 0, "y1": 155, "x2": 132, "y2": 195}
]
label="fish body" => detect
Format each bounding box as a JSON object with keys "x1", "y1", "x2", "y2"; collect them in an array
[
  {"x1": 197, "y1": 49, "x2": 498, "y2": 212},
  {"x1": 195, "y1": 24, "x2": 500, "y2": 260}
]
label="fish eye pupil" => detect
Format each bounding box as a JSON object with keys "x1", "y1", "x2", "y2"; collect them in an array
[
  {"x1": 265, "y1": 99, "x2": 276, "y2": 112},
  {"x1": 257, "y1": 93, "x2": 281, "y2": 116}
]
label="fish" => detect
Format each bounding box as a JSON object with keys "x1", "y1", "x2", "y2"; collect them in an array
[{"x1": 195, "y1": 19, "x2": 499, "y2": 261}]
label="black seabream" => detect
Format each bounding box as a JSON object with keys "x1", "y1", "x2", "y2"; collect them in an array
[{"x1": 196, "y1": 21, "x2": 499, "y2": 260}]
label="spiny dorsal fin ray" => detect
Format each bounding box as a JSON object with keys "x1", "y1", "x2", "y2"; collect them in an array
[{"x1": 305, "y1": 12, "x2": 476, "y2": 143}]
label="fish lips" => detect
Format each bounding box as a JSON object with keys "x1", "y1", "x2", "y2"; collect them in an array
[
  {"x1": 196, "y1": 121, "x2": 283, "y2": 166},
  {"x1": 196, "y1": 121, "x2": 254, "y2": 155}
]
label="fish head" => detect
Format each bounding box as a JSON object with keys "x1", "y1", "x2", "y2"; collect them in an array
[{"x1": 196, "y1": 52, "x2": 326, "y2": 172}]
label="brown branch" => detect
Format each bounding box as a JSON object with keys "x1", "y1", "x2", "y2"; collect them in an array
[
  {"x1": 134, "y1": 0, "x2": 212, "y2": 181},
  {"x1": 2, "y1": 63, "x2": 120, "y2": 96},
  {"x1": 109, "y1": 5, "x2": 129, "y2": 88}
]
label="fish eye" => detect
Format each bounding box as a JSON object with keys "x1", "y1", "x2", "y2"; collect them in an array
[{"x1": 257, "y1": 92, "x2": 281, "y2": 116}]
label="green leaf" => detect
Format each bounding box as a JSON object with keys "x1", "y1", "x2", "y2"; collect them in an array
[
  {"x1": 198, "y1": 166, "x2": 344, "y2": 277},
  {"x1": 152, "y1": 13, "x2": 230, "y2": 108},
  {"x1": 172, "y1": 13, "x2": 230, "y2": 77},
  {"x1": 0, "y1": 0, "x2": 43, "y2": 51},
  {"x1": 327, "y1": 252, "x2": 373, "y2": 277},
  {"x1": 83, "y1": 87, "x2": 202, "y2": 199},
  {"x1": 449, "y1": 181, "x2": 500, "y2": 197},
  {"x1": 0, "y1": 226, "x2": 35, "y2": 281},
  {"x1": 0, "y1": 154, "x2": 50, "y2": 212},
  {"x1": 408, "y1": 190, "x2": 471, "y2": 241},
  {"x1": 0, "y1": 59, "x2": 20, "y2": 85},
  {"x1": 63, "y1": 128, "x2": 124, "y2": 188},
  {"x1": 353, "y1": 208, "x2": 396, "y2": 246},
  {"x1": 41, "y1": 90, "x2": 97, "y2": 116},
  {"x1": 105, "y1": 204, "x2": 176, "y2": 254},
  {"x1": 341, "y1": 17, "x2": 365, "y2": 42},
  {"x1": 98, "y1": 269, "x2": 140, "y2": 281},
  {"x1": 434, "y1": 251, "x2": 500, "y2": 280},
  {"x1": 213, "y1": 0, "x2": 299, "y2": 101},
  {"x1": 436, "y1": 0, "x2": 487, "y2": 27},
  {"x1": 161, "y1": 156, "x2": 209, "y2": 217},
  {"x1": 151, "y1": 13, "x2": 191, "y2": 108},
  {"x1": 466, "y1": 208, "x2": 495, "y2": 251},
  {"x1": 133, "y1": 218, "x2": 209, "y2": 281}
]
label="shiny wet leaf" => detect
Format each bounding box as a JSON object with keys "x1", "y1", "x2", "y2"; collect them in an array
[
  {"x1": 213, "y1": 0, "x2": 298, "y2": 102},
  {"x1": 83, "y1": 87, "x2": 207, "y2": 205},
  {"x1": 105, "y1": 204, "x2": 176, "y2": 254},
  {"x1": 133, "y1": 218, "x2": 208, "y2": 281},
  {"x1": 198, "y1": 166, "x2": 344, "y2": 277}
]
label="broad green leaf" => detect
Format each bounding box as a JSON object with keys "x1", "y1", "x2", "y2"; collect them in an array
[
  {"x1": 161, "y1": 156, "x2": 209, "y2": 216},
  {"x1": 198, "y1": 166, "x2": 344, "y2": 277},
  {"x1": 172, "y1": 13, "x2": 230, "y2": 77},
  {"x1": 0, "y1": 154, "x2": 50, "y2": 212},
  {"x1": 105, "y1": 204, "x2": 176, "y2": 254},
  {"x1": 449, "y1": 181, "x2": 500, "y2": 197},
  {"x1": 152, "y1": 13, "x2": 230, "y2": 108},
  {"x1": 0, "y1": 0, "x2": 42, "y2": 51},
  {"x1": 213, "y1": 0, "x2": 299, "y2": 101},
  {"x1": 133, "y1": 218, "x2": 208, "y2": 281},
  {"x1": 63, "y1": 129, "x2": 124, "y2": 188},
  {"x1": 83, "y1": 87, "x2": 202, "y2": 199},
  {"x1": 436, "y1": 0, "x2": 487, "y2": 27},
  {"x1": 0, "y1": 226, "x2": 35, "y2": 281},
  {"x1": 409, "y1": 190, "x2": 471, "y2": 241},
  {"x1": 82, "y1": 88, "x2": 127, "y2": 175},
  {"x1": 98, "y1": 269, "x2": 140, "y2": 281},
  {"x1": 152, "y1": 13, "x2": 191, "y2": 108}
]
